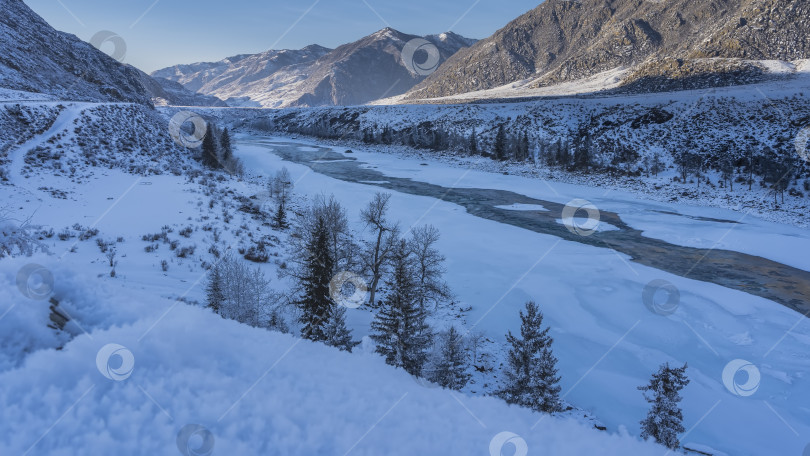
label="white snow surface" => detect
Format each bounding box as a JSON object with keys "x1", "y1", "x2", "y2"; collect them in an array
[
  {"x1": 1, "y1": 254, "x2": 665, "y2": 456},
  {"x1": 373, "y1": 58, "x2": 810, "y2": 104}
]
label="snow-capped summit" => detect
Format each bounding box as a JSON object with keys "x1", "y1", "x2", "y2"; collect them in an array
[{"x1": 152, "y1": 28, "x2": 476, "y2": 108}]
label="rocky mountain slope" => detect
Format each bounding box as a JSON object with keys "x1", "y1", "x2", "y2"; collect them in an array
[
  {"x1": 151, "y1": 45, "x2": 332, "y2": 105},
  {"x1": 153, "y1": 29, "x2": 475, "y2": 108},
  {"x1": 405, "y1": 0, "x2": 810, "y2": 100},
  {"x1": 134, "y1": 72, "x2": 229, "y2": 107},
  {"x1": 0, "y1": 0, "x2": 151, "y2": 104}
]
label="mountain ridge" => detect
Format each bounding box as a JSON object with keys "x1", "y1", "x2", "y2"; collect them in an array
[
  {"x1": 405, "y1": 0, "x2": 810, "y2": 100},
  {"x1": 152, "y1": 28, "x2": 476, "y2": 107},
  {"x1": 0, "y1": 0, "x2": 152, "y2": 104}
]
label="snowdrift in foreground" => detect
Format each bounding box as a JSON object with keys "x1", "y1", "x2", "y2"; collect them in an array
[{"x1": 0, "y1": 257, "x2": 663, "y2": 455}]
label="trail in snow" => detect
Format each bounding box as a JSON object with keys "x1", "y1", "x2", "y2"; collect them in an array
[{"x1": 5, "y1": 102, "x2": 93, "y2": 193}]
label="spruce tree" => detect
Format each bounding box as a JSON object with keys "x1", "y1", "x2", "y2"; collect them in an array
[
  {"x1": 296, "y1": 216, "x2": 334, "y2": 341},
  {"x1": 494, "y1": 125, "x2": 507, "y2": 161},
  {"x1": 639, "y1": 362, "x2": 689, "y2": 450},
  {"x1": 520, "y1": 131, "x2": 530, "y2": 161},
  {"x1": 430, "y1": 326, "x2": 470, "y2": 390},
  {"x1": 205, "y1": 264, "x2": 225, "y2": 315},
  {"x1": 469, "y1": 128, "x2": 478, "y2": 156},
  {"x1": 274, "y1": 198, "x2": 287, "y2": 229},
  {"x1": 497, "y1": 301, "x2": 562, "y2": 413},
  {"x1": 220, "y1": 128, "x2": 233, "y2": 163},
  {"x1": 370, "y1": 239, "x2": 432, "y2": 377},
  {"x1": 201, "y1": 128, "x2": 219, "y2": 169},
  {"x1": 323, "y1": 305, "x2": 357, "y2": 352}
]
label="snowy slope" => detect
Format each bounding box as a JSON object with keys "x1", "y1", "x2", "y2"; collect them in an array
[
  {"x1": 378, "y1": 59, "x2": 809, "y2": 104},
  {"x1": 0, "y1": 254, "x2": 663, "y2": 456}
]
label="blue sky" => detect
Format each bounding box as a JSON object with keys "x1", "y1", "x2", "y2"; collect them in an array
[{"x1": 25, "y1": 0, "x2": 542, "y2": 73}]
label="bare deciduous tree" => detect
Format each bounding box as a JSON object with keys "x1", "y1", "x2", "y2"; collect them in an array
[
  {"x1": 272, "y1": 167, "x2": 293, "y2": 202},
  {"x1": 361, "y1": 192, "x2": 399, "y2": 306},
  {"x1": 408, "y1": 224, "x2": 450, "y2": 310}
]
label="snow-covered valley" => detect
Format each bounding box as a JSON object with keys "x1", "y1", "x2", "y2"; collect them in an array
[
  {"x1": 2, "y1": 100, "x2": 809, "y2": 455},
  {"x1": 4, "y1": 0, "x2": 810, "y2": 453}
]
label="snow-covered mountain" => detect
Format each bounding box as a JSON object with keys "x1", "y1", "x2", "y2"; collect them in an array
[
  {"x1": 0, "y1": 0, "x2": 226, "y2": 107},
  {"x1": 151, "y1": 45, "x2": 332, "y2": 105},
  {"x1": 134, "y1": 72, "x2": 229, "y2": 107},
  {"x1": 0, "y1": 0, "x2": 151, "y2": 104},
  {"x1": 405, "y1": 0, "x2": 810, "y2": 100},
  {"x1": 152, "y1": 29, "x2": 476, "y2": 108}
]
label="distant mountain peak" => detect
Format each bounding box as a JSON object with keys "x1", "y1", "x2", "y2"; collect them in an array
[{"x1": 153, "y1": 28, "x2": 476, "y2": 108}]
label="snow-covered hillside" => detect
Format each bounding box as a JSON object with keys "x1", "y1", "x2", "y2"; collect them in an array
[
  {"x1": 0, "y1": 0, "x2": 151, "y2": 104},
  {"x1": 375, "y1": 59, "x2": 810, "y2": 104},
  {"x1": 0, "y1": 255, "x2": 665, "y2": 456}
]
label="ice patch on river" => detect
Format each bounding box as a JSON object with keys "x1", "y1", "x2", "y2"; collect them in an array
[{"x1": 496, "y1": 203, "x2": 549, "y2": 212}]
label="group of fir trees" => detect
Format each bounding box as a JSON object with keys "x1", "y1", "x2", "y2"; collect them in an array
[
  {"x1": 367, "y1": 234, "x2": 467, "y2": 388},
  {"x1": 279, "y1": 191, "x2": 454, "y2": 377},
  {"x1": 498, "y1": 300, "x2": 690, "y2": 451},
  {"x1": 201, "y1": 126, "x2": 243, "y2": 175},
  {"x1": 356, "y1": 121, "x2": 806, "y2": 202},
  {"x1": 492, "y1": 125, "x2": 531, "y2": 161},
  {"x1": 205, "y1": 185, "x2": 692, "y2": 452},
  {"x1": 370, "y1": 239, "x2": 433, "y2": 376}
]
